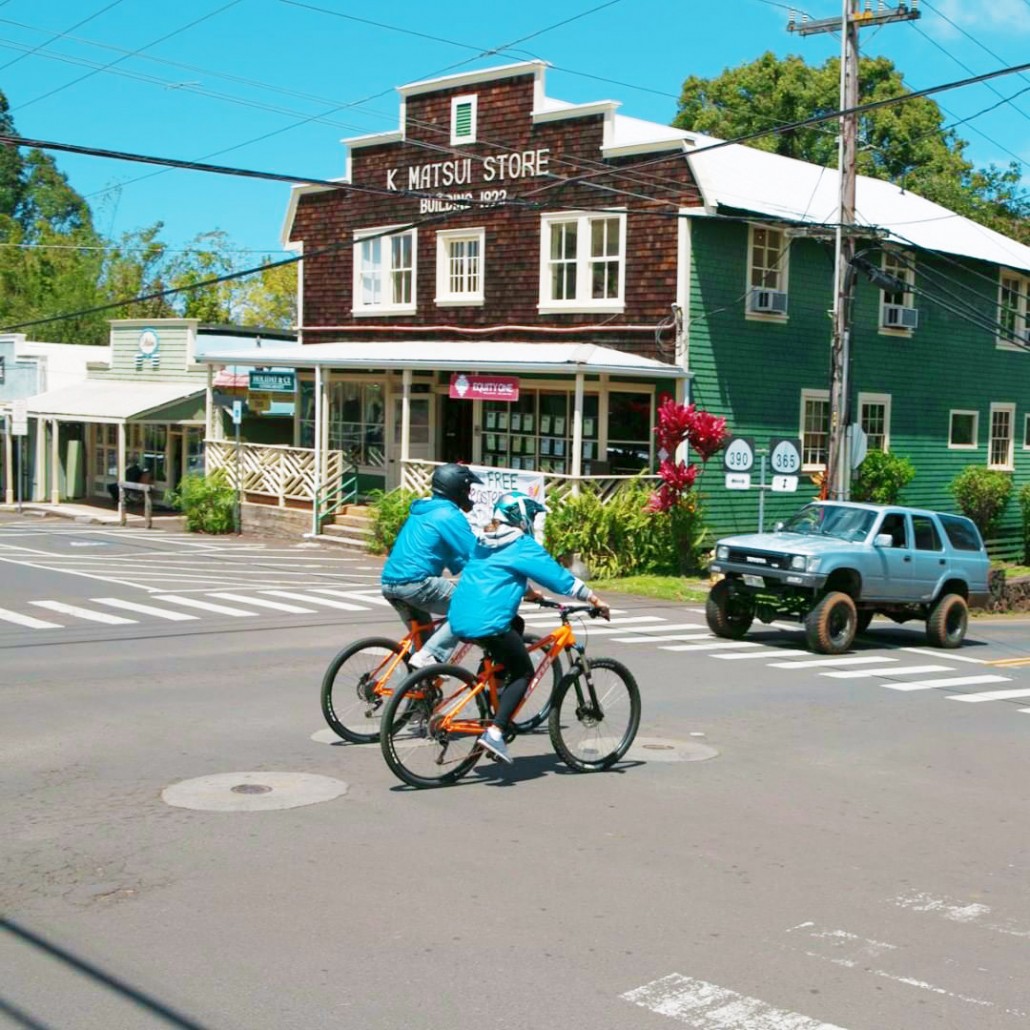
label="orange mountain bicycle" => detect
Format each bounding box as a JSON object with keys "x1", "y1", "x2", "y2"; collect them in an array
[
  {"x1": 379, "y1": 600, "x2": 641, "y2": 788},
  {"x1": 320, "y1": 619, "x2": 560, "y2": 744}
]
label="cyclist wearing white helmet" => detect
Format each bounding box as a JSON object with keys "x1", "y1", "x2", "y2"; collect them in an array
[
  {"x1": 381, "y1": 463, "x2": 483, "y2": 667},
  {"x1": 448, "y1": 490, "x2": 609, "y2": 765}
]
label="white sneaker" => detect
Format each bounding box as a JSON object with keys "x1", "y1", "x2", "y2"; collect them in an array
[{"x1": 408, "y1": 649, "x2": 438, "y2": 670}]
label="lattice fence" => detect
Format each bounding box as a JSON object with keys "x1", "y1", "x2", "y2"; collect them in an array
[{"x1": 206, "y1": 440, "x2": 347, "y2": 505}]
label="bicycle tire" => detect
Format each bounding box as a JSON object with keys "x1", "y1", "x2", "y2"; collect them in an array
[
  {"x1": 548, "y1": 657, "x2": 640, "y2": 772},
  {"x1": 509, "y1": 633, "x2": 562, "y2": 733},
  {"x1": 320, "y1": 636, "x2": 408, "y2": 744},
  {"x1": 380, "y1": 665, "x2": 489, "y2": 789}
]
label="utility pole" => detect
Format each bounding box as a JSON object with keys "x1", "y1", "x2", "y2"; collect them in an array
[{"x1": 790, "y1": 1, "x2": 919, "y2": 500}]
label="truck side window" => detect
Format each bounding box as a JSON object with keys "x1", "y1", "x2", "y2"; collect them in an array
[
  {"x1": 912, "y1": 515, "x2": 942, "y2": 551},
  {"x1": 880, "y1": 513, "x2": 907, "y2": 548}
]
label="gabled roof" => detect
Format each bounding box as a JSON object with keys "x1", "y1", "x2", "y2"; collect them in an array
[{"x1": 686, "y1": 136, "x2": 1030, "y2": 273}]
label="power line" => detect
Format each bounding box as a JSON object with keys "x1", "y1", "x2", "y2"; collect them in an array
[{"x1": 0, "y1": 0, "x2": 124, "y2": 74}]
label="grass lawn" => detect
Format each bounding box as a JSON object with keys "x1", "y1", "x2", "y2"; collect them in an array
[{"x1": 591, "y1": 574, "x2": 711, "y2": 603}]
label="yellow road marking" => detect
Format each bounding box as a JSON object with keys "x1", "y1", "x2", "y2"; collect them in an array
[{"x1": 984, "y1": 656, "x2": 1030, "y2": 667}]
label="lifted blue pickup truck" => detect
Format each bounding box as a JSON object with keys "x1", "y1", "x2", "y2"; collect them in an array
[{"x1": 707, "y1": 501, "x2": 991, "y2": 655}]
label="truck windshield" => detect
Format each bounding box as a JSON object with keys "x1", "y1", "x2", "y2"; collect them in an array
[{"x1": 782, "y1": 504, "x2": 876, "y2": 542}]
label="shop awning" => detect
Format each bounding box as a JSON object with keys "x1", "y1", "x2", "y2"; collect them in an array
[
  {"x1": 200, "y1": 340, "x2": 688, "y2": 379},
  {"x1": 25, "y1": 380, "x2": 205, "y2": 422},
  {"x1": 211, "y1": 369, "x2": 250, "y2": 388}
]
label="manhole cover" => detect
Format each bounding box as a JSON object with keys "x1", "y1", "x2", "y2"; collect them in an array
[
  {"x1": 625, "y1": 736, "x2": 719, "y2": 763},
  {"x1": 162, "y1": 772, "x2": 348, "y2": 811}
]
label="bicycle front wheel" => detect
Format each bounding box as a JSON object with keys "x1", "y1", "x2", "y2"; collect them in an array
[
  {"x1": 548, "y1": 657, "x2": 640, "y2": 772},
  {"x1": 321, "y1": 637, "x2": 408, "y2": 744},
  {"x1": 380, "y1": 666, "x2": 489, "y2": 789}
]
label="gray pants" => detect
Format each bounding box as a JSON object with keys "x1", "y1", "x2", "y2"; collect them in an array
[{"x1": 381, "y1": 576, "x2": 459, "y2": 662}]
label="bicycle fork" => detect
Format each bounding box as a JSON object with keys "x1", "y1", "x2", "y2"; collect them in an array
[{"x1": 567, "y1": 652, "x2": 605, "y2": 726}]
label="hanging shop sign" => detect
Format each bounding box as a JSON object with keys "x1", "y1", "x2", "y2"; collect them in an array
[
  {"x1": 449, "y1": 373, "x2": 519, "y2": 402},
  {"x1": 249, "y1": 370, "x2": 296, "y2": 393}
]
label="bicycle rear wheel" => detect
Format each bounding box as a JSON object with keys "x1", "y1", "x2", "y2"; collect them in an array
[
  {"x1": 548, "y1": 657, "x2": 640, "y2": 772},
  {"x1": 510, "y1": 633, "x2": 562, "y2": 733},
  {"x1": 321, "y1": 637, "x2": 408, "y2": 744},
  {"x1": 380, "y1": 666, "x2": 489, "y2": 789}
]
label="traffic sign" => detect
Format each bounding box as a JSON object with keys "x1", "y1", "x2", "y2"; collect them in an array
[
  {"x1": 11, "y1": 398, "x2": 28, "y2": 436},
  {"x1": 768, "y1": 436, "x2": 802, "y2": 475},
  {"x1": 725, "y1": 473, "x2": 751, "y2": 490},
  {"x1": 771, "y1": 475, "x2": 798, "y2": 492},
  {"x1": 723, "y1": 436, "x2": 755, "y2": 473},
  {"x1": 231, "y1": 400, "x2": 243, "y2": 425}
]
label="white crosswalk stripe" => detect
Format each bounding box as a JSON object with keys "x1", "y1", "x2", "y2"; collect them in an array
[
  {"x1": 612, "y1": 633, "x2": 713, "y2": 644},
  {"x1": 260, "y1": 590, "x2": 366, "y2": 611},
  {"x1": 883, "y1": 674, "x2": 1011, "y2": 692},
  {"x1": 769, "y1": 655, "x2": 897, "y2": 669},
  {"x1": 712, "y1": 648, "x2": 810, "y2": 660},
  {"x1": 660, "y1": 640, "x2": 761, "y2": 652},
  {"x1": 155, "y1": 595, "x2": 258, "y2": 617},
  {"x1": 91, "y1": 597, "x2": 198, "y2": 621},
  {"x1": 30, "y1": 600, "x2": 136, "y2": 625},
  {"x1": 947, "y1": 686, "x2": 1030, "y2": 702},
  {"x1": 0, "y1": 606, "x2": 62, "y2": 629},
  {"x1": 210, "y1": 592, "x2": 316, "y2": 614},
  {"x1": 821, "y1": 664, "x2": 953, "y2": 679},
  {"x1": 313, "y1": 588, "x2": 392, "y2": 606}
]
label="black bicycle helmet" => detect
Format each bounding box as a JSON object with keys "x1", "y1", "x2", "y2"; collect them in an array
[{"x1": 430, "y1": 463, "x2": 483, "y2": 512}]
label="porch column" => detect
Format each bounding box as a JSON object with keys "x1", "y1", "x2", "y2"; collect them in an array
[
  {"x1": 205, "y1": 365, "x2": 214, "y2": 441},
  {"x1": 312, "y1": 364, "x2": 323, "y2": 535},
  {"x1": 34, "y1": 416, "x2": 46, "y2": 501},
  {"x1": 117, "y1": 422, "x2": 126, "y2": 519},
  {"x1": 50, "y1": 419, "x2": 60, "y2": 503},
  {"x1": 400, "y1": 368, "x2": 412, "y2": 488},
  {"x1": 4, "y1": 418, "x2": 12, "y2": 504},
  {"x1": 674, "y1": 376, "x2": 689, "y2": 466},
  {"x1": 570, "y1": 371, "x2": 585, "y2": 495}
]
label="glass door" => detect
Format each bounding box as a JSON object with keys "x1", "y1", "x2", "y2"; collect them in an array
[{"x1": 388, "y1": 395, "x2": 433, "y2": 488}]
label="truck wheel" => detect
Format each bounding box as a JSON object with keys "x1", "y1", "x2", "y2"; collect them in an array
[
  {"x1": 804, "y1": 591, "x2": 857, "y2": 654},
  {"x1": 926, "y1": 593, "x2": 968, "y2": 648},
  {"x1": 705, "y1": 579, "x2": 754, "y2": 639},
  {"x1": 855, "y1": 610, "x2": 874, "y2": 635}
]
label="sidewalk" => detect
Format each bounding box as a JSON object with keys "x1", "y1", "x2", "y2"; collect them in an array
[{"x1": 0, "y1": 500, "x2": 185, "y2": 529}]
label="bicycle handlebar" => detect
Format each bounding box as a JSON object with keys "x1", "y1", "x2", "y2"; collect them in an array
[{"x1": 534, "y1": 598, "x2": 610, "y2": 622}]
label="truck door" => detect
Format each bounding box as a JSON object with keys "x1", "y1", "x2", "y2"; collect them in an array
[
  {"x1": 869, "y1": 511, "x2": 913, "y2": 600},
  {"x1": 909, "y1": 514, "x2": 946, "y2": 602}
]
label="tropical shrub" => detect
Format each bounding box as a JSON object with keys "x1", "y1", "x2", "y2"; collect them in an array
[
  {"x1": 949, "y1": 466, "x2": 1013, "y2": 539},
  {"x1": 169, "y1": 470, "x2": 236, "y2": 534},
  {"x1": 367, "y1": 487, "x2": 420, "y2": 555},
  {"x1": 850, "y1": 449, "x2": 915, "y2": 504}
]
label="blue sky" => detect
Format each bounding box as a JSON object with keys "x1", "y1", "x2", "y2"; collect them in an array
[{"x1": 1, "y1": 0, "x2": 1027, "y2": 267}]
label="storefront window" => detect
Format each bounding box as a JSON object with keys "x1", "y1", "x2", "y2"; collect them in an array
[
  {"x1": 607, "y1": 391, "x2": 652, "y2": 473},
  {"x1": 318, "y1": 380, "x2": 387, "y2": 468},
  {"x1": 129, "y1": 424, "x2": 167, "y2": 483}
]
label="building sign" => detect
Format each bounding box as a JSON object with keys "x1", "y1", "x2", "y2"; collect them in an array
[
  {"x1": 249, "y1": 370, "x2": 296, "y2": 393},
  {"x1": 135, "y1": 328, "x2": 160, "y2": 370},
  {"x1": 450, "y1": 373, "x2": 519, "y2": 402},
  {"x1": 386, "y1": 148, "x2": 550, "y2": 192}
]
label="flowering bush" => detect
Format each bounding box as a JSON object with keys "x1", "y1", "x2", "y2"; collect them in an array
[{"x1": 647, "y1": 399, "x2": 729, "y2": 571}]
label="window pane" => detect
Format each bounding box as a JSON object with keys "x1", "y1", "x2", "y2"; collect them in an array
[
  {"x1": 861, "y1": 402, "x2": 886, "y2": 451},
  {"x1": 990, "y1": 408, "x2": 1012, "y2": 466},
  {"x1": 950, "y1": 412, "x2": 975, "y2": 446},
  {"x1": 803, "y1": 398, "x2": 829, "y2": 465}
]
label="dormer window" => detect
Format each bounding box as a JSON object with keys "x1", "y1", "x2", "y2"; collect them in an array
[
  {"x1": 451, "y1": 94, "x2": 477, "y2": 145},
  {"x1": 880, "y1": 249, "x2": 918, "y2": 332}
]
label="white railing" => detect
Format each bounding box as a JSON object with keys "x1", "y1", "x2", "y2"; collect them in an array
[
  {"x1": 205, "y1": 440, "x2": 348, "y2": 506},
  {"x1": 400, "y1": 459, "x2": 658, "y2": 504}
]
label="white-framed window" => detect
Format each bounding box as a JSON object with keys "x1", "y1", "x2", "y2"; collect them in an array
[
  {"x1": 948, "y1": 409, "x2": 978, "y2": 449},
  {"x1": 988, "y1": 402, "x2": 1015, "y2": 469},
  {"x1": 800, "y1": 389, "x2": 830, "y2": 469},
  {"x1": 450, "y1": 94, "x2": 477, "y2": 145},
  {"x1": 353, "y1": 226, "x2": 417, "y2": 315},
  {"x1": 435, "y1": 227, "x2": 484, "y2": 305},
  {"x1": 879, "y1": 249, "x2": 918, "y2": 332},
  {"x1": 746, "y1": 224, "x2": 789, "y2": 317},
  {"x1": 1024, "y1": 413, "x2": 1030, "y2": 450},
  {"x1": 858, "y1": 392, "x2": 891, "y2": 452},
  {"x1": 998, "y1": 270, "x2": 1028, "y2": 350},
  {"x1": 539, "y1": 211, "x2": 626, "y2": 312}
]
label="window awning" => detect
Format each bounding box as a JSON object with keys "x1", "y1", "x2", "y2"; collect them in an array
[
  {"x1": 25, "y1": 380, "x2": 205, "y2": 422},
  {"x1": 200, "y1": 340, "x2": 688, "y2": 379}
]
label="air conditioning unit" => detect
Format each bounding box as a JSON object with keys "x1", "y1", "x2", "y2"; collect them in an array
[
  {"x1": 883, "y1": 303, "x2": 919, "y2": 329},
  {"x1": 749, "y1": 288, "x2": 788, "y2": 314}
]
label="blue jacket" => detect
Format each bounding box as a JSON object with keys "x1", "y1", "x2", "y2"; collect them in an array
[
  {"x1": 381, "y1": 497, "x2": 476, "y2": 585},
  {"x1": 449, "y1": 524, "x2": 588, "y2": 639}
]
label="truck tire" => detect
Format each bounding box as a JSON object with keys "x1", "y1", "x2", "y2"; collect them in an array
[
  {"x1": 804, "y1": 591, "x2": 857, "y2": 654},
  {"x1": 705, "y1": 579, "x2": 754, "y2": 639},
  {"x1": 926, "y1": 593, "x2": 968, "y2": 648}
]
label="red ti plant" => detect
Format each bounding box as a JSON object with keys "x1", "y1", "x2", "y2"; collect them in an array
[{"x1": 646, "y1": 398, "x2": 728, "y2": 513}]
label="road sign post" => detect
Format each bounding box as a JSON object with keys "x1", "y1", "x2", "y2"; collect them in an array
[{"x1": 232, "y1": 400, "x2": 243, "y2": 535}]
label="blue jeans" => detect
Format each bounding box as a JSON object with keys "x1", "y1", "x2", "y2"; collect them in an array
[{"x1": 381, "y1": 577, "x2": 459, "y2": 662}]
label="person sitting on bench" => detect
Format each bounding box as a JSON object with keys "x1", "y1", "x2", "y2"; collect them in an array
[{"x1": 108, "y1": 455, "x2": 145, "y2": 504}]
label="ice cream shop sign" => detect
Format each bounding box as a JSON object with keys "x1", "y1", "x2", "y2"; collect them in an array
[{"x1": 449, "y1": 373, "x2": 519, "y2": 402}]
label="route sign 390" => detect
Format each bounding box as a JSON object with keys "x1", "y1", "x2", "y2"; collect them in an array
[{"x1": 723, "y1": 436, "x2": 755, "y2": 473}]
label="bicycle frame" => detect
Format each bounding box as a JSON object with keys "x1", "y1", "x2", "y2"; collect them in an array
[{"x1": 364, "y1": 619, "x2": 474, "y2": 700}]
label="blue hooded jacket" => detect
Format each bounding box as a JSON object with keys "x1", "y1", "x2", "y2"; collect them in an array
[
  {"x1": 448, "y1": 524, "x2": 589, "y2": 639},
  {"x1": 381, "y1": 497, "x2": 476, "y2": 585}
]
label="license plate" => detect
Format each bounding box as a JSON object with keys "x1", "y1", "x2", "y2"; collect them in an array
[{"x1": 743, "y1": 574, "x2": 765, "y2": 588}]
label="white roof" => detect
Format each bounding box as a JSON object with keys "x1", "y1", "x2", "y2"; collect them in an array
[
  {"x1": 200, "y1": 340, "x2": 686, "y2": 379},
  {"x1": 687, "y1": 138, "x2": 1030, "y2": 272},
  {"x1": 26, "y1": 380, "x2": 205, "y2": 422}
]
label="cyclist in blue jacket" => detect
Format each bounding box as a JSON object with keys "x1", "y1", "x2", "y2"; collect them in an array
[
  {"x1": 381, "y1": 463, "x2": 482, "y2": 668},
  {"x1": 448, "y1": 490, "x2": 609, "y2": 765}
]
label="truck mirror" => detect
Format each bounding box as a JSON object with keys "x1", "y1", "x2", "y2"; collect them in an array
[{"x1": 874, "y1": 533, "x2": 893, "y2": 548}]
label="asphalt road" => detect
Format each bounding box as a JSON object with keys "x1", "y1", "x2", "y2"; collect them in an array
[{"x1": 2, "y1": 516, "x2": 1028, "y2": 1030}]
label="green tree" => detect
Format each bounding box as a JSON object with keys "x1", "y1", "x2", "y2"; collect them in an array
[
  {"x1": 674, "y1": 53, "x2": 1029, "y2": 243},
  {"x1": 233, "y1": 259, "x2": 298, "y2": 329}
]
